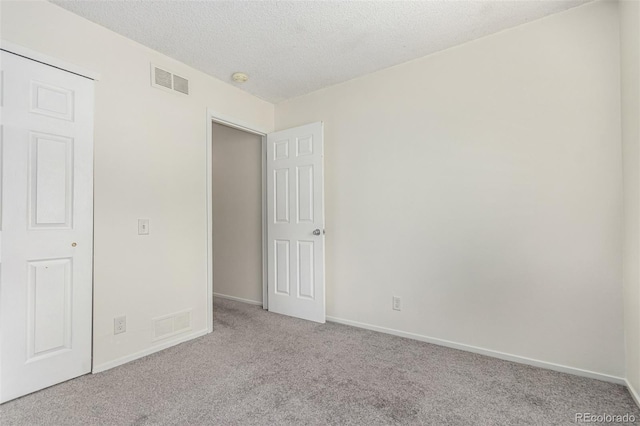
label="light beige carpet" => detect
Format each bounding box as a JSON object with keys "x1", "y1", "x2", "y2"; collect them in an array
[{"x1": 1, "y1": 298, "x2": 638, "y2": 425}]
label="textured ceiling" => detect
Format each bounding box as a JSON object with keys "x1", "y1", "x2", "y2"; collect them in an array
[{"x1": 51, "y1": 0, "x2": 592, "y2": 103}]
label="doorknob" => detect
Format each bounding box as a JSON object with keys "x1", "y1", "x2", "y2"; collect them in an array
[{"x1": 313, "y1": 229, "x2": 321, "y2": 236}]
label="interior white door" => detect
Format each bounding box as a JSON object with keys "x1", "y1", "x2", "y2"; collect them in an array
[
  {"x1": 0, "y1": 51, "x2": 94, "y2": 403},
  {"x1": 267, "y1": 122, "x2": 325, "y2": 323}
]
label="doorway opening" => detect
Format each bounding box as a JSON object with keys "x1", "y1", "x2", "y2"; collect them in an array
[
  {"x1": 207, "y1": 112, "x2": 268, "y2": 332},
  {"x1": 206, "y1": 111, "x2": 326, "y2": 329},
  {"x1": 211, "y1": 122, "x2": 267, "y2": 307}
]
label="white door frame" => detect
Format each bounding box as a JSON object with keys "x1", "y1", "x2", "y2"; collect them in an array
[
  {"x1": 0, "y1": 42, "x2": 99, "y2": 402},
  {"x1": 1, "y1": 40, "x2": 101, "y2": 81},
  {"x1": 205, "y1": 109, "x2": 269, "y2": 332}
]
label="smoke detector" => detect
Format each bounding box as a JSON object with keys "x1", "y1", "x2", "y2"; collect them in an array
[{"x1": 232, "y1": 72, "x2": 249, "y2": 83}]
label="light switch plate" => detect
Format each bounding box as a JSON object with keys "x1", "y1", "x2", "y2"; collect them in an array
[{"x1": 138, "y1": 219, "x2": 150, "y2": 235}]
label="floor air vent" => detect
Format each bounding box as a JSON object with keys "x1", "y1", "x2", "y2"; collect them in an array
[
  {"x1": 151, "y1": 64, "x2": 189, "y2": 95},
  {"x1": 153, "y1": 310, "x2": 192, "y2": 341}
]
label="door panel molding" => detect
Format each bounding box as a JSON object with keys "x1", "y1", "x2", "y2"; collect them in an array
[
  {"x1": 0, "y1": 50, "x2": 94, "y2": 403},
  {"x1": 266, "y1": 122, "x2": 325, "y2": 323}
]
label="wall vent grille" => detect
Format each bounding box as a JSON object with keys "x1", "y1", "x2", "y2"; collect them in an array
[
  {"x1": 151, "y1": 64, "x2": 189, "y2": 95},
  {"x1": 172, "y1": 75, "x2": 189, "y2": 95},
  {"x1": 153, "y1": 310, "x2": 192, "y2": 340},
  {"x1": 154, "y1": 67, "x2": 172, "y2": 89}
]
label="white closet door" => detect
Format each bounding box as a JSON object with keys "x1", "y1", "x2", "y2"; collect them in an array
[
  {"x1": 0, "y1": 51, "x2": 94, "y2": 403},
  {"x1": 267, "y1": 122, "x2": 325, "y2": 323}
]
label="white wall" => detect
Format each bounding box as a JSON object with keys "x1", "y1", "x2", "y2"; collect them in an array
[
  {"x1": 0, "y1": 0, "x2": 274, "y2": 370},
  {"x1": 276, "y1": 1, "x2": 624, "y2": 378},
  {"x1": 212, "y1": 123, "x2": 263, "y2": 304},
  {"x1": 1, "y1": 0, "x2": 629, "y2": 384},
  {"x1": 621, "y1": 0, "x2": 640, "y2": 402}
]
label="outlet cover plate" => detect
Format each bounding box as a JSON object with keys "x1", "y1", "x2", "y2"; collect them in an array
[
  {"x1": 114, "y1": 316, "x2": 126, "y2": 334},
  {"x1": 393, "y1": 296, "x2": 401, "y2": 311}
]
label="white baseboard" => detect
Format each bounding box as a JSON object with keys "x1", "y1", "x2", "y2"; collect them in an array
[
  {"x1": 326, "y1": 315, "x2": 625, "y2": 385},
  {"x1": 214, "y1": 292, "x2": 262, "y2": 306},
  {"x1": 626, "y1": 379, "x2": 640, "y2": 408},
  {"x1": 92, "y1": 328, "x2": 209, "y2": 374}
]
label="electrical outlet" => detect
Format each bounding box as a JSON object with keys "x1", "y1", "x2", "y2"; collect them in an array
[
  {"x1": 392, "y1": 296, "x2": 402, "y2": 311},
  {"x1": 114, "y1": 316, "x2": 126, "y2": 335}
]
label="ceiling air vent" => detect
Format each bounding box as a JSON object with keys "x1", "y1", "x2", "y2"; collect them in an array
[{"x1": 151, "y1": 64, "x2": 189, "y2": 95}]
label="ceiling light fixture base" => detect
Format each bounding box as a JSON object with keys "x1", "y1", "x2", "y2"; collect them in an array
[{"x1": 232, "y1": 72, "x2": 249, "y2": 83}]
